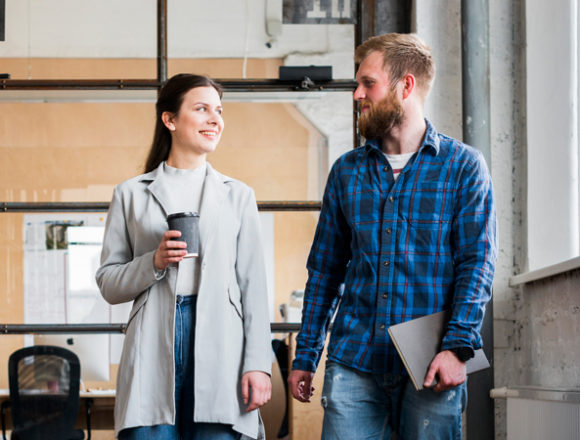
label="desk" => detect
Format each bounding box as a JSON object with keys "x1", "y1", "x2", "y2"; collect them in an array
[
  {"x1": 1, "y1": 382, "x2": 285, "y2": 434},
  {"x1": 0, "y1": 389, "x2": 115, "y2": 431}
]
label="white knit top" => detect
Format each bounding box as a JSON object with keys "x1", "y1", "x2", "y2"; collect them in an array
[{"x1": 162, "y1": 161, "x2": 207, "y2": 295}]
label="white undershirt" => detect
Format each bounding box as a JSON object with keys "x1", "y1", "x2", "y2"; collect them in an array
[{"x1": 384, "y1": 151, "x2": 415, "y2": 181}]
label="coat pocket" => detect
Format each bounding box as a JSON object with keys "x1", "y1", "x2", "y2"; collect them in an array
[
  {"x1": 227, "y1": 283, "x2": 244, "y2": 319},
  {"x1": 126, "y1": 290, "x2": 149, "y2": 327}
]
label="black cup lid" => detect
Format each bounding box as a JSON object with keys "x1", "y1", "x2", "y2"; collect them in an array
[{"x1": 167, "y1": 211, "x2": 199, "y2": 220}]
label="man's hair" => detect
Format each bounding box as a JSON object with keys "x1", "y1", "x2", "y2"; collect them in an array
[{"x1": 355, "y1": 33, "x2": 436, "y2": 99}]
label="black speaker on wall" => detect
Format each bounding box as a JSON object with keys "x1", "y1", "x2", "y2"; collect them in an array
[{"x1": 0, "y1": 0, "x2": 5, "y2": 41}]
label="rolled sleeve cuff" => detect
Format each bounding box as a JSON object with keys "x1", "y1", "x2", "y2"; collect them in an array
[
  {"x1": 292, "y1": 355, "x2": 318, "y2": 373},
  {"x1": 441, "y1": 333, "x2": 478, "y2": 353}
]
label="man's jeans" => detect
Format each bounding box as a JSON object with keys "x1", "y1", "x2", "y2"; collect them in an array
[
  {"x1": 119, "y1": 295, "x2": 241, "y2": 440},
  {"x1": 320, "y1": 361, "x2": 467, "y2": 440}
]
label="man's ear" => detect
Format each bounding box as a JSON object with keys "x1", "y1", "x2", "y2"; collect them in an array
[
  {"x1": 401, "y1": 73, "x2": 416, "y2": 100},
  {"x1": 161, "y1": 111, "x2": 176, "y2": 131}
]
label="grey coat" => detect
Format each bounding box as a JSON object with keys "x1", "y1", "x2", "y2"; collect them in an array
[{"x1": 96, "y1": 162, "x2": 272, "y2": 438}]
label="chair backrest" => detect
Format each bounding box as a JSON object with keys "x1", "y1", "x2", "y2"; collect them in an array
[{"x1": 8, "y1": 345, "x2": 81, "y2": 440}]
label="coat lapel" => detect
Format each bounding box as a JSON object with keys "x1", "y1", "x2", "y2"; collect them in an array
[
  {"x1": 199, "y1": 163, "x2": 231, "y2": 258},
  {"x1": 141, "y1": 161, "x2": 230, "y2": 259},
  {"x1": 142, "y1": 162, "x2": 171, "y2": 217}
]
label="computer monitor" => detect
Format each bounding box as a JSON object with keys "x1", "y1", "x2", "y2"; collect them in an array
[{"x1": 33, "y1": 334, "x2": 110, "y2": 383}]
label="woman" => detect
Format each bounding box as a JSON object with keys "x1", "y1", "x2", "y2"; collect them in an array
[{"x1": 96, "y1": 73, "x2": 272, "y2": 440}]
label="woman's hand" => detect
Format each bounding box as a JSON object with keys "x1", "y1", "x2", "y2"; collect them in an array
[
  {"x1": 154, "y1": 230, "x2": 188, "y2": 270},
  {"x1": 241, "y1": 371, "x2": 272, "y2": 412}
]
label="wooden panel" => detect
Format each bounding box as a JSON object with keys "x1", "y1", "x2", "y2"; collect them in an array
[
  {"x1": 0, "y1": 57, "x2": 326, "y2": 439},
  {"x1": 1, "y1": 58, "x2": 282, "y2": 80}
]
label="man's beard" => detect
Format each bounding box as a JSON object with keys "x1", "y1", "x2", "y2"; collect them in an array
[{"x1": 358, "y1": 90, "x2": 404, "y2": 140}]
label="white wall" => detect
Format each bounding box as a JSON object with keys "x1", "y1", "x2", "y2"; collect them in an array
[
  {"x1": 414, "y1": 0, "x2": 463, "y2": 141},
  {"x1": 1, "y1": 0, "x2": 353, "y2": 78},
  {"x1": 2, "y1": 0, "x2": 157, "y2": 57},
  {"x1": 525, "y1": 0, "x2": 579, "y2": 270}
]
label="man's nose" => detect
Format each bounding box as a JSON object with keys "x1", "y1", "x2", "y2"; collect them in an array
[{"x1": 353, "y1": 85, "x2": 365, "y2": 101}]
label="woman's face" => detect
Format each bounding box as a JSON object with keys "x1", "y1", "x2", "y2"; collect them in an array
[{"x1": 165, "y1": 86, "x2": 224, "y2": 158}]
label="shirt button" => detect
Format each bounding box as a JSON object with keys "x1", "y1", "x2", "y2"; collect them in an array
[
  {"x1": 382, "y1": 293, "x2": 388, "y2": 299},
  {"x1": 383, "y1": 260, "x2": 390, "y2": 266},
  {"x1": 383, "y1": 166, "x2": 388, "y2": 172},
  {"x1": 386, "y1": 228, "x2": 392, "y2": 234},
  {"x1": 379, "y1": 324, "x2": 386, "y2": 330},
  {"x1": 389, "y1": 196, "x2": 395, "y2": 202}
]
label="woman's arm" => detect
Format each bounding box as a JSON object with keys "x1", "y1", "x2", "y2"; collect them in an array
[
  {"x1": 235, "y1": 187, "x2": 273, "y2": 376},
  {"x1": 96, "y1": 186, "x2": 184, "y2": 305},
  {"x1": 235, "y1": 186, "x2": 273, "y2": 411}
]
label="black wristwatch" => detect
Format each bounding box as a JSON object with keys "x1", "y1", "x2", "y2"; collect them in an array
[{"x1": 449, "y1": 347, "x2": 474, "y2": 362}]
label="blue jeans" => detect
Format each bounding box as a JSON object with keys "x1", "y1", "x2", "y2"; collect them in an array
[
  {"x1": 119, "y1": 295, "x2": 241, "y2": 440},
  {"x1": 320, "y1": 361, "x2": 467, "y2": 440}
]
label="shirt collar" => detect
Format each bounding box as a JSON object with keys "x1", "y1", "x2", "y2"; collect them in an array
[
  {"x1": 422, "y1": 119, "x2": 440, "y2": 155},
  {"x1": 362, "y1": 118, "x2": 440, "y2": 156}
]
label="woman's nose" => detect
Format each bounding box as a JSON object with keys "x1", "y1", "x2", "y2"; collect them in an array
[{"x1": 208, "y1": 112, "x2": 220, "y2": 124}]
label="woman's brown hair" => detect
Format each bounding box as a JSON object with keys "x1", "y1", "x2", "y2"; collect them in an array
[{"x1": 144, "y1": 73, "x2": 223, "y2": 173}]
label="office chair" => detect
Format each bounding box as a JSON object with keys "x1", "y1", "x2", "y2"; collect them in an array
[
  {"x1": 1, "y1": 345, "x2": 86, "y2": 440},
  {"x1": 260, "y1": 339, "x2": 289, "y2": 439}
]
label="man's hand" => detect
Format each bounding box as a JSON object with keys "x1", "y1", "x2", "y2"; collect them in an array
[
  {"x1": 423, "y1": 350, "x2": 466, "y2": 392},
  {"x1": 241, "y1": 371, "x2": 271, "y2": 412},
  {"x1": 288, "y1": 369, "x2": 315, "y2": 402}
]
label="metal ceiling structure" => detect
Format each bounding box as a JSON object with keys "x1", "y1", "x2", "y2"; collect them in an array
[{"x1": 1, "y1": 201, "x2": 322, "y2": 213}]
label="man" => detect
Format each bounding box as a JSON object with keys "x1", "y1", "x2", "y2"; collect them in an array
[{"x1": 288, "y1": 33, "x2": 497, "y2": 439}]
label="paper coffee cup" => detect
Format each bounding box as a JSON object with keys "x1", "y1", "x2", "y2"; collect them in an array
[{"x1": 167, "y1": 212, "x2": 199, "y2": 258}]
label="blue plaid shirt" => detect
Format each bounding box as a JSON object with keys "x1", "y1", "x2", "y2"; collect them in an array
[{"x1": 292, "y1": 120, "x2": 497, "y2": 374}]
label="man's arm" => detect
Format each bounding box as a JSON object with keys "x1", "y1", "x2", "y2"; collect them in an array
[
  {"x1": 289, "y1": 162, "x2": 352, "y2": 399},
  {"x1": 428, "y1": 150, "x2": 497, "y2": 391}
]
